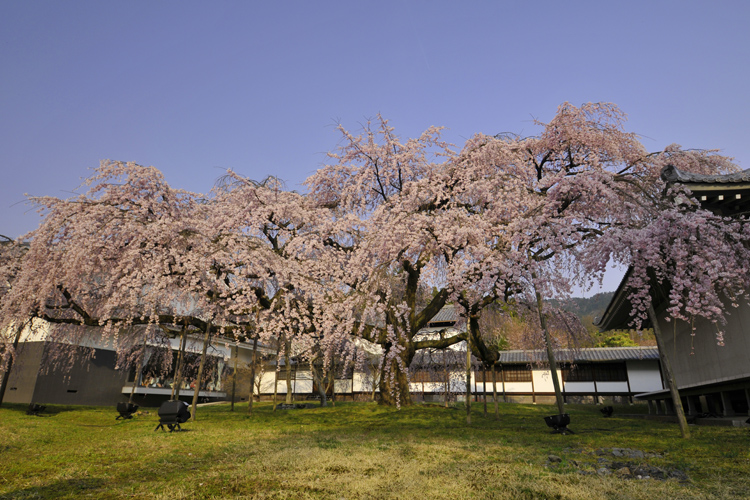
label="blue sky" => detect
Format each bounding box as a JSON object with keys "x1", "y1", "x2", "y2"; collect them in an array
[{"x1": 2, "y1": 1, "x2": 748, "y2": 292}]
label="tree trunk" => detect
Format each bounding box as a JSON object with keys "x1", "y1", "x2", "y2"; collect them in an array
[
  {"x1": 311, "y1": 360, "x2": 328, "y2": 407},
  {"x1": 378, "y1": 343, "x2": 414, "y2": 406},
  {"x1": 0, "y1": 320, "x2": 27, "y2": 407},
  {"x1": 190, "y1": 323, "x2": 211, "y2": 422},
  {"x1": 171, "y1": 325, "x2": 188, "y2": 401},
  {"x1": 247, "y1": 335, "x2": 258, "y2": 415},
  {"x1": 465, "y1": 336, "x2": 472, "y2": 425},
  {"x1": 648, "y1": 303, "x2": 690, "y2": 439},
  {"x1": 535, "y1": 289, "x2": 565, "y2": 415}
]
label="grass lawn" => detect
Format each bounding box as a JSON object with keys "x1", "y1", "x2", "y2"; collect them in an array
[{"x1": 1, "y1": 401, "x2": 749, "y2": 499}]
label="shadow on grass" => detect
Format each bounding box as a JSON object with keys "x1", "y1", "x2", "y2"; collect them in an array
[
  {"x1": 1, "y1": 403, "x2": 104, "y2": 416},
  {"x1": 0, "y1": 477, "x2": 106, "y2": 499}
]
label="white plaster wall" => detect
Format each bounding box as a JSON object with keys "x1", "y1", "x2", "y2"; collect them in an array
[
  {"x1": 334, "y1": 380, "x2": 352, "y2": 393},
  {"x1": 295, "y1": 371, "x2": 313, "y2": 393},
  {"x1": 410, "y1": 382, "x2": 449, "y2": 393},
  {"x1": 259, "y1": 372, "x2": 278, "y2": 393},
  {"x1": 626, "y1": 360, "x2": 663, "y2": 392},
  {"x1": 563, "y1": 381, "x2": 595, "y2": 393},
  {"x1": 504, "y1": 382, "x2": 533, "y2": 393},
  {"x1": 533, "y1": 369, "x2": 562, "y2": 392},
  {"x1": 596, "y1": 382, "x2": 629, "y2": 393},
  {"x1": 353, "y1": 372, "x2": 373, "y2": 393}
]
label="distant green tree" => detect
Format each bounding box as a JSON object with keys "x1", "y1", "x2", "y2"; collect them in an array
[{"x1": 594, "y1": 331, "x2": 638, "y2": 347}]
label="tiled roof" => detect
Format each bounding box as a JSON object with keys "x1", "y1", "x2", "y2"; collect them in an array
[
  {"x1": 429, "y1": 304, "x2": 460, "y2": 324},
  {"x1": 497, "y1": 347, "x2": 659, "y2": 364},
  {"x1": 661, "y1": 165, "x2": 750, "y2": 185}
]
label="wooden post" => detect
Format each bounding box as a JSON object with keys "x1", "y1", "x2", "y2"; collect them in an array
[
  {"x1": 171, "y1": 324, "x2": 188, "y2": 401},
  {"x1": 500, "y1": 363, "x2": 507, "y2": 403},
  {"x1": 272, "y1": 340, "x2": 280, "y2": 412},
  {"x1": 491, "y1": 363, "x2": 499, "y2": 420},
  {"x1": 190, "y1": 321, "x2": 212, "y2": 421},
  {"x1": 465, "y1": 337, "x2": 472, "y2": 425},
  {"x1": 331, "y1": 356, "x2": 337, "y2": 407},
  {"x1": 535, "y1": 289, "x2": 564, "y2": 415},
  {"x1": 129, "y1": 334, "x2": 147, "y2": 405},
  {"x1": 247, "y1": 334, "x2": 259, "y2": 414},
  {"x1": 230, "y1": 344, "x2": 238, "y2": 412},
  {"x1": 482, "y1": 366, "x2": 488, "y2": 416},
  {"x1": 443, "y1": 349, "x2": 449, "y2": 408},
  {"x1": 648, "y1": 303, "x2": 690, "y2": 438},
  {"x1": 284, "y1": 336, "x2": 293, "y2": 404}
]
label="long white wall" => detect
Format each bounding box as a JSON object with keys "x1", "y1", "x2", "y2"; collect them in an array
[{"x1": 253, "y1": 362, "x2": 663, "y2": 396}]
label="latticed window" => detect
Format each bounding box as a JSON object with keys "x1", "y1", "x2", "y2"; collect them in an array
[
  {"x1": 594, "y1": 362, "x2": 628, "y2": 382},
  {"x1": 563, "y1": 362, "x2": 627, "y2": 382},
  {"x1": 563, "y1": 364, "x2": 595, "y2": 382},
  {"x1": 502, "y1": 365, "x2": 532, "y2": 382},
  {"x1": 410, "y1": 368, "x2": 441, "y2": 383}
]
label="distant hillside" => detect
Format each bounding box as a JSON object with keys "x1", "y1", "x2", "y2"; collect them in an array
[{"x1": 562, "y1": 292, "x2": 615, "y2": 322}]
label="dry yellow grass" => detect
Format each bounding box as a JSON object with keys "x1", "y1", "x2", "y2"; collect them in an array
[{"x1": 1, "y1": 401, "x2": 749, "y2": 499}]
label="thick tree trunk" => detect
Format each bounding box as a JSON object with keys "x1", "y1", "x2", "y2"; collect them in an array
[
  {"x1": 648, "y1": 303, "x2": 690, "y2": 438},
  {"x1": 190, "y1": 323, "x2": 211, "y2": 422},
  {"x1": 536, "y1": 289, "x2": 565, "y2": 415},
  {"x1": 247, "y1": 335, "x2": 258, "y2": 414},
  {"x1": 171, "y1": 325, "x2": 188, "y2": 401},
  {"x1": 0, "y1": 320, "x2": 26, "y2": 407},
  {"x1": 378, "y1": 342, "x2": 415, "y2": 406}
]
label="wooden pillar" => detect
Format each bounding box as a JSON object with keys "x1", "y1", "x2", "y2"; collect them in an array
[
  {"x1": 665, "y1": 398, "x2": 675, "y2": 415},
  {"x1": 720, "y1": 392, "x2": 736, "y2": 417},
  {"x1": 654, "y1": 399, "x2": 663, "y2": 415},
  {"x1": 687, "y1": 396, "x2": 698, "y2": 415}
]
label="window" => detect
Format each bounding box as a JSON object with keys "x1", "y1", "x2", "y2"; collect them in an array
[
  {"x1": 595, "y1": 362, "x2": 628, "y2": 382},
  {"x1": 563, "y1": 364, "x2": 594, "y2": 382},
  {"x1": 411, "y1": 368, "x2": 440, "y2": 383},
  {"x1": 563, "y1": 363, "x2": 627, "y2": 382},
  {"x1": 502, "y1": 366, "x2": 532, "y2": 382}
]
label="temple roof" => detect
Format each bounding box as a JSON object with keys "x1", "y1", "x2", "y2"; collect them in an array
[
  {"x1": 661, "y1": 165, "x2": 750, "y2": 216},
  {"x1": 497, "y1": 346, "x2": 659, "y2": 364}
]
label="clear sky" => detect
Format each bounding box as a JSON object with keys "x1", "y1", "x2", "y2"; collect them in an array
[{"x1": 2, "y1": 1, "x2": 748, "y2": 292}]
